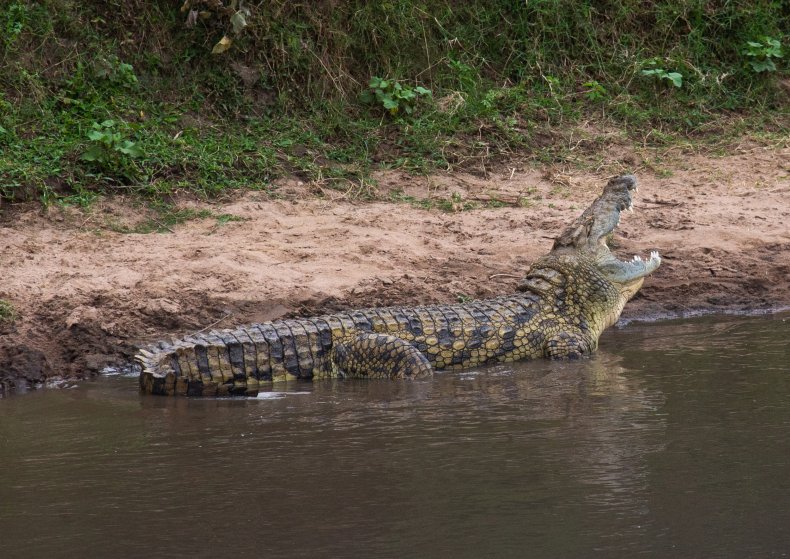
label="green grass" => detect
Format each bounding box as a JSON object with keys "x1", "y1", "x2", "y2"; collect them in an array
[
  {"x1": 103, "y1": 205, "x2": 248, "y2": 234},
  {"x1": 389, "y1": 190, "x2": 482, "y2": 212},
  {"x1": 0, "y1": 1, "x2": 786, "y2": 210},
  {"x1": 0, "y1": 299, "x2": 17, "y2": 322}
]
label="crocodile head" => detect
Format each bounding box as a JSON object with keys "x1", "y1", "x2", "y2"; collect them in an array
[{"x1": 521, "y1": 174, "x2": 661, "y2": 334}]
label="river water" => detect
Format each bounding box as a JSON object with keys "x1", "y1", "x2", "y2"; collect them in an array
[{"x1": 1, "y1": 313, "x2": 788, "y2": 558}]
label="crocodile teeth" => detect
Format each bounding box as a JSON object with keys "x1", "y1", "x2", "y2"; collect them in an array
[
  {"x1": 633, "y1": 255, "x2": 643, "y2": 262},
  {"x1": 650, "y1": 250, "x2": 660, "y2": 260}
]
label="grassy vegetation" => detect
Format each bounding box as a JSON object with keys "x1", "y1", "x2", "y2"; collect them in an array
[
  {"x1": 0, "y1": 1, "x2": 786, "y2": 211},
  {"x1": 0, "y1": 299, "x2": 17, "y2": 322},
  {"x1": 101, "y1": 205, "x2": 248, "y2": 234}
]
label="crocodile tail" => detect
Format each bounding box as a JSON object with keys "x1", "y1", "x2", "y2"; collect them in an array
[
  {"x1": 136, "y1": 339, "x2": 193, "y2": 397},
  {"x1": 136, "y1": 330, "x2": 263, "y2": 397}
]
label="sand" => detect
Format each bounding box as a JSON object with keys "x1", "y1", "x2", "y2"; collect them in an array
[{"x1": 1, "y1": 144, "x2": 788, "y2": 392}]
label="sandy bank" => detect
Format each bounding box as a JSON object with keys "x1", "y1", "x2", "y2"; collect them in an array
[{"x1": 1, "y1": 145, "x2": 788, "y2": 393}]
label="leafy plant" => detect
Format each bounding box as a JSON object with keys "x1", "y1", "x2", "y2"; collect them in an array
[
  {"x1": 641, "y1": 60, "x2": 683, "y2": 88},
  {"x1": 583, "y1": 80, "x2": 607, "y2": 101},
  {"x1": 81, "y1": 120, "x2": 142, "y2": 177},
  {"x1": 456, "y1": 293, "x2": 472, "y2": 304},
  {"x1": 448, "y1": 55, "x2": 478, "y2": 94},
  {"x1": 742, "y1": 37, "x2": 784, "y2": 73},
  {"x1": 360, "y1": 76, "x2": 432, "y2": 116},
  {"x1": 543, "y1": 74, "x2": 562, "y2": 96},
  {"x1": 2, "y1": 2, "x2": 26, "y2": 49},
  {"x1": 94, "y1": 56, "x2": 138, "y2": 88},
  {"x1": 58, "y1": 186, "x2": 99, "y2": 209}
]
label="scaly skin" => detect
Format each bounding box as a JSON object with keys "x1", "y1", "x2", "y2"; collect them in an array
[{"x1": 137, "y1": 175, "x2": 660, "y2": 396}]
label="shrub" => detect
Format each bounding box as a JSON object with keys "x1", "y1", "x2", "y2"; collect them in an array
[
  {"x1": 742, "y1": 36, "x2": 784, "y2": 73},
  {"x1": 360, "y1": 77, "x2": 432, "y2": 116}
]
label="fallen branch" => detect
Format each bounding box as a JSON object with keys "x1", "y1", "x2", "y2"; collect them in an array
[{"x1": 195, "y1": 312, "x2": 233, "y2": 334}]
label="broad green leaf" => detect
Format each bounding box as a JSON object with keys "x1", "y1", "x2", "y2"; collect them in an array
[
  {"x1": 666, "y1": 72, "x2": 683, "y2": 87},
  {"x1": 118, "y1": 141, "x2": 143, "y2": 158},
  {"x1": 750, "y1": 59, "x2": 776, "y2": 72},
  {"x1": 382, "y1": 96, "x2": 398, "y2": 110},
  {"x1": 81, "y1": 146, "x2": 104, "y2": 161},
  {"x1": 101, "y1": 119, "x2": 115, "y2": 128},
  {"x1": 87, "y1": 130, "x2": 105, "y2": 141}
]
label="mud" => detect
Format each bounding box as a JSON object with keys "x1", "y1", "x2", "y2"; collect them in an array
[{"x1": 1, "y1": 145, "x2": 788, "y2": 394}]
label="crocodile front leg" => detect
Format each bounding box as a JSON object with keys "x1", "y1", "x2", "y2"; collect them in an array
[
  {"x1": 543, "y1": 331, "x2": 593, "y2": 359},
  {"x1": 331, "y1": 332, "x2": 433, "y2": 379}
]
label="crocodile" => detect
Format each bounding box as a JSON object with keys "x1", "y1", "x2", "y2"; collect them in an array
[{"x1": 137, "y1": 174, "x2": 660, "y2": 396}]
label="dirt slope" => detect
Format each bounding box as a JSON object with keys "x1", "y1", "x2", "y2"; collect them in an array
[{"x1": 1, "y1": 146, "x2": 788, "y2": 393}]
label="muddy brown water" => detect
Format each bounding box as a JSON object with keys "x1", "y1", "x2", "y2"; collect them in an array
[{"x1": 1, "y1": 313, "x2": 788, "y2": 558}]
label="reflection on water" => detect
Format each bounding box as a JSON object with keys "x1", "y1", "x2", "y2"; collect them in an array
[{"x1": 0, "y1": 313, "x2": 788, "y2": 558}]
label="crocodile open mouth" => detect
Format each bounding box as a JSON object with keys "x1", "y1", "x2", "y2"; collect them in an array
[
  {"x1": 553, "y1": 174, "x2": 641, "y2": 253},
  {"x1": 599, "y1": 179, "x2": 663, "y2": 271},
  {"x1": 589, "y1": 176, "x2": 661, "y2": 285},
  {"x1": 522, "y1": 174, "x2": 661, "y2": 297}
]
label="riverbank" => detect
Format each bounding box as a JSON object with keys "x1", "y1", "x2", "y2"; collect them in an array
[{"x1": 1, "y1": 143, "x2": 788, "y2": 394}]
